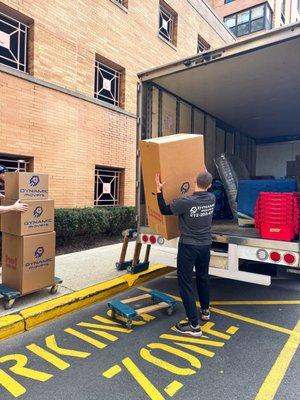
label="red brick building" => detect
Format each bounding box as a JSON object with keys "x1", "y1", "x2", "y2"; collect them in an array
[{"x1": 0, "y1": 0, "x2": 233, "y2": 207}]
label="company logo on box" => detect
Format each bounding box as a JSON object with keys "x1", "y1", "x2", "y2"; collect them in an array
[
  {"x1": 30, "y1": 176, "x2": 40, "y2": 187},
  {"x1": 35, "y1": 247, "x2": 44, "y2": 258},
  {"x1": 33, "y1": 206, "x2": 43, "y2": 218},
  {"x1": 180, "y1": 182, "x2": 190, "y2": 194},
  {"x1": 24, "y1": 205, "x2": 52, "y2": 229},
  {"x1": 26, "y1": 247, "x2": 53, "y2": 269},
  {"x1": 19, "y1": 175, "x2": 48, "y2": 199}
]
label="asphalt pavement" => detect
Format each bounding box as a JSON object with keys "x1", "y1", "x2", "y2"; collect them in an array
[{"x1": 0, "y1": 272, "x2": 299, "y2": 400}]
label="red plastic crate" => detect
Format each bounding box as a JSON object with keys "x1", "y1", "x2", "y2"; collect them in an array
[
  {"x1": 255, "y1": 192, "x2": 300, "y2": 241},
  {"x1": 259, "y1": 224, "x2": 296, "y2": 241}
]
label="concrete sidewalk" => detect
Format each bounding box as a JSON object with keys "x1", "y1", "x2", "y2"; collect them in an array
[{"x1": 0, "y1": 242, "x2": 176, "y2": 316}]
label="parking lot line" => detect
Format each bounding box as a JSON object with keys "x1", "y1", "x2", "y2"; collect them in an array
[
  {"x1": 255, "y1": 320, "x2": 300, "y2": 400},
  {"x1": 138, "y1": 287, "x2": 300, "y2": 338},
  {"x1": 209, "y1": 308, "x2": 300, "y2": 338},
  {"x1": 164, "y1": 380, "x2": 183, "y2": 397}
]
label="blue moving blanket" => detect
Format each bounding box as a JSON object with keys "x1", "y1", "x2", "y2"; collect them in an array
[{"x1": 237, "y1": 179, "x2": 297, "y2": 219}]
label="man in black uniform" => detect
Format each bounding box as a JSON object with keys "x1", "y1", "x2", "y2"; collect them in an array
[{"x1": 155, "y1": 171, "x2": 215, "y2": 337}]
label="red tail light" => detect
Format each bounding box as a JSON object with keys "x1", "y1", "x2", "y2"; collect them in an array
[
  {"x1": 149, "y1": 235, "x2": 157, "y2": 244},
  {"x1": 142, "y1": 235, "x2": 149, "y2": 243},
  {"x1": 270, "y1": 251, "x2": 281, "y2": 262},
  {"x1": 284, "y1": 253, "x2": 296, "y2": 265}
]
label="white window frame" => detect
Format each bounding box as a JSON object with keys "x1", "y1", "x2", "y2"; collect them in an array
[
  {"x1": 94, "y1": 167, "x2": 122, "y2": 207},
  {"x1": 94, "y1": 60, "x2": 121, "y2": 107},
  {"x1": 0, "y1": 11, "x2": 28, "y2": 72},
  {"x1": 197, "y1": 35, "x2": 210, "y2": 53},
  {"x1": 159, "y1": 1, "x2": 177, "y2": 46}
]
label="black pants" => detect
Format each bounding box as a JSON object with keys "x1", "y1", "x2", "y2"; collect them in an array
[{"x1": 177, "y1": 242, "x2": 211, "y2": 326}]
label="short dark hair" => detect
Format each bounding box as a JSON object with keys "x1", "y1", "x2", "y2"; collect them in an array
[{"x1": 196, "y1": 171, "x2": 213, "y2": 189}]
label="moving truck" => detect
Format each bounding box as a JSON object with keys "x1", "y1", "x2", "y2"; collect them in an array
[{"x1": 127, "y1": 22, "x2": 300, "y2": 286}]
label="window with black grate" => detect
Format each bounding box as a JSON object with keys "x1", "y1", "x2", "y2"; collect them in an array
[
  {"x1": 0, "y1": 10, "x2": 29, "y2": 72},
  {"x1": 94, "y1": 167, "x2": 122, "y2": 206},
  {"x1": 94, "y1": 56, "x2": 124, "y2": 107},
  {"x1": 159, "y1": 0, "x2": 178, "y2": 47},
  {"x1": 197, "y1": 34, "x2": 210, "y2": 53}
]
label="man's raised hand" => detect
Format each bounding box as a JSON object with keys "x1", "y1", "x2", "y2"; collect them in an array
[{"x1": 155, "y1": 173, "x2": 165, "y2": 193}]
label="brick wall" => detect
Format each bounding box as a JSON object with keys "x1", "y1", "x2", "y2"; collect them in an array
[
  {"x1": 0, "y1": 71, "x2": 136, "y2": 207},
  {"x1": 0, "y1": 0, "x2": 233, "y2": 113},
  {"x1": 0, "y1": 0, "x2": 234, "y2": 207}
]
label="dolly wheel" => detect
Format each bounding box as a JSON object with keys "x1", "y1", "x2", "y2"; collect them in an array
[
  {"x1": 50, "y1": 285, "x2": 58, "y2": 295},
  {"x1": 125, "y1": 320, "x2": 132, "y2": 329},
  {"x1": 111, "y1": 310, "x2": 116, "y2": 320},
  {"x1": 167, "y1": 307, "x2": 174, "y2": 316},
  {"x1": 3, "y1": 298, "x2": 15, "y2": 310}
]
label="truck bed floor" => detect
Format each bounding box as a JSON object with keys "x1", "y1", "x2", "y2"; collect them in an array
[{"x1": 212, "y1": 220, "x2": 260, "y2": 239}]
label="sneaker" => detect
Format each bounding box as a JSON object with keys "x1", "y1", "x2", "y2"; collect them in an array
[
  {"x1": 174, "y1": 321, "x2": 202, "y2": 337},
  {"x1": 200, "y1": 308, "x2": 210, "y2": 321}
]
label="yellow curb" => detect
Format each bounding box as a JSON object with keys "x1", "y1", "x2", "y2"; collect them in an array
[
  {"x1": 0, "y1": 314, "x2": 25, "y2": 340},
  {"x1": 20, "y1": 276, "x2": 128, "y2": 330},
  {"x1": 0, "y1": 264, "x2": 173, "y2": 337},
  {"x1": 126, "y1": 265, "x2": 174, "y2": 287}
]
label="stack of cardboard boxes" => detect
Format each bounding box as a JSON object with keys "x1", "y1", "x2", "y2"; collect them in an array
[{"x1": 1, "y1": 173, "x2": 55, "y2": 295}]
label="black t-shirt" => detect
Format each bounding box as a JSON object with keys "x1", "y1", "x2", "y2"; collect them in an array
[{"x1": 170, "y1": 192, "x2": 216, "y2": 245}]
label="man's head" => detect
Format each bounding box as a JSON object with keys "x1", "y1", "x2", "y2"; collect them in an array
[
  {"x1": 195, "y1": 171, "x2": 213, "y2": 191},
  {"x1": 0, "y1": 165, "x2": 8, "y2": 184}
]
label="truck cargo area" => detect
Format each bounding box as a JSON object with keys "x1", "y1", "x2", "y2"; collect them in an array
[
  {"x1": 133, "y1": 23, "x2": 300, "y2": 285},
  {"x1": 138, "y1": 23, "x2": 300, "y2": 177},
  {"x1": 138, "y1": 23, "x2": 300, "y2": 222}
]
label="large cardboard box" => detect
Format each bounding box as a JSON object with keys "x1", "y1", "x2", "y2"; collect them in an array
[
  {"x1": 1, "y1": 199, "x2": 54, "y2": 236},
  {"x1": 2, "y1": 232, "x2": 55, "y2": 295},
  {"x1": 140, "y1": 134, "x2": 206, "y2": 239},
  {"x1": 4, "y1": 172, "x2": 49, "y2": 200}
]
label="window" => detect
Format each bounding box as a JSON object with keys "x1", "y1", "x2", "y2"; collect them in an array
[
  {"x1": 0, "y1": 11, "x2": 28, "y2": 72},
  {"x1": 224, "y1": 0, "x2": 234, "y2": 3},
  {"x1": 224, "y1": 3, "x2": 272, "y2": 37},
  {"x1": 94, "y1": 57, "x2": 124, "y2": 107},
  {"x1": 94, "y1": 167, "x2": 122, "y2": 206},
  {"x1": 159, "y1": 0, "x2": 178, "y2": 46},
  {"x1": 197, "y1": 34, "x2": 210, "y2": 53},
  {"x1": 0, "y1": 156, "x2": 30, "y2": 195}
]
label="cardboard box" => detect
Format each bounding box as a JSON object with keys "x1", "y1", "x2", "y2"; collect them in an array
[
  {"x1": 140, "y1": 134, "x2": 206, "y2": 239},
  {"x1": 2, "y1": 232, "x2": 55, "y2": 295},
  {"x1": 4, "y1": 172, "x2": 49, "y2": 201},
  {"x1": 1, "y1": 199, "x2": 54, "y2": 236}
]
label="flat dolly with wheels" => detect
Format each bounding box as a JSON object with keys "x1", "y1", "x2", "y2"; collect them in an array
[
  {"x1": 0, "y1": 277, "x2": 63, "y2": 310},
  {"x1": 108, "y1": 290, "x2": 176, "y2": 329}
]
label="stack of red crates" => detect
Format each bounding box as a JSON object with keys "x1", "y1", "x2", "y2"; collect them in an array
[{"x1": 255, "y1": 192, "x2": 300, "y2": 241}]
